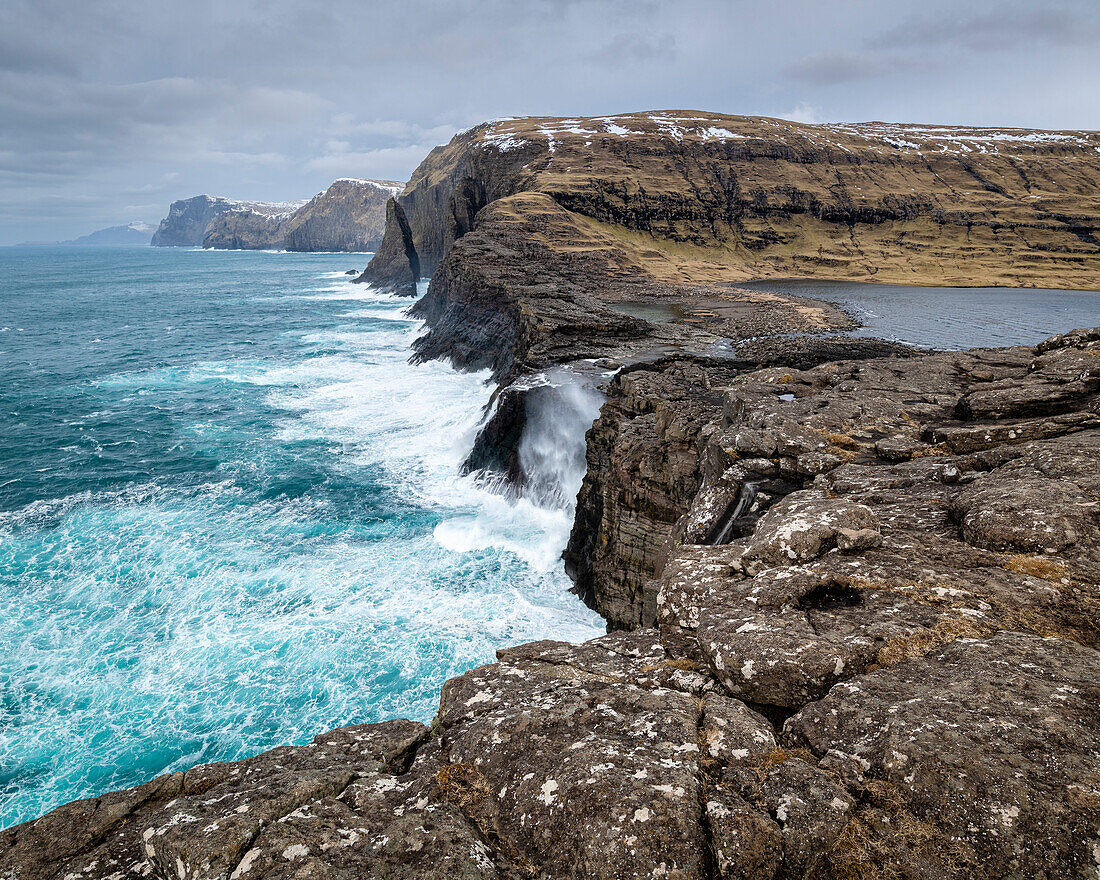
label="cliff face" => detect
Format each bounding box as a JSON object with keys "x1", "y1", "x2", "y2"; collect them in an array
[
  {"x1": 151, "y1": 196, "x2": 306, "y2": 248},
  {"x1": 283, "y1": 179, "x2": 402, "y2": 252},
  {"x1": 7, "y1": 329, "x2": 1099, "y2": 880},
  {"x1": 358, "y1": 132, "x2": 540, "y2": 292},
  {"x1": 364, "y1": 111, "x2": 1100, "y2": 424},
  {"x1": 364, "y1": 111, "x2": 1100, "y2": 297},
  {"x1": 151, "y1": 195, "x2": 230, "y2": 246},
  {"x1": 563, "y1": 338, "x2": 918, "y2": 629},
  {"x1": 7, "y1": 114, "x2": 1100, "y2": 879},
  {"x1": 200, "y1": 208, "x2": 298, "y2": 250},
  {"x1": 152, "y1": 182, "x2": 396, "y2": 252}
]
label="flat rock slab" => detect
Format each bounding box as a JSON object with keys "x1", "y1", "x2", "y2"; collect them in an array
[{"x1": 785, "y1": 631, "x2": 1100, "y2": 879}]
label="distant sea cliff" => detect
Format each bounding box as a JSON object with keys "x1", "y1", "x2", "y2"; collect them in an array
[{"x1": 151, "y1": 179, "x2": 401, "y2": 251}]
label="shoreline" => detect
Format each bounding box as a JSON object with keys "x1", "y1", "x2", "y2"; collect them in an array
[
  {"x1": 6, "y1": 325, "x2": 1098, "y2": 880},
  {"x1": 5, "y1": 109, "x2": 1100, "y2": 878}
]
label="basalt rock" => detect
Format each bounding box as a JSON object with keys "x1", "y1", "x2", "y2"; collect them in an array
[
  {"x1": 283, "y1": 179, "x2": 402, "y2": 253},
  {"x1": 9, "y1": 602, "x2": 1097, "y2": 879},
  {"x1": 563, "y1": 337, "x2": 919, "y2": 631},
  {"x1": 152, "y1": 196, "x2": 307, "y2": 248},
  {"x1": 201, "y1": 208, "x2": 294, "y2": 249},
  {"x1": 8, "y1": 114, "x2": 1100, "y2": 880},
  {"x1": 356, "y1": 198, "x2": 422, "y2": 295},
  {"x1": 153, "y1": 182, "x2": 397, "y2": 253},
  {"x1": 362, "y1": 113, "x2": 1100, "y2": 305},
  {"x1": 785, "y1": 631, "x2": 1100, "y2": 880}
]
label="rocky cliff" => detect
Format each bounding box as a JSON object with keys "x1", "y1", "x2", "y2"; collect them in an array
[
  {"x1": 151, "y1": 196, "x2": 306, "y2": 248},
  {"x1": 5, "y1": 329, "x2": 1098, "y2": 880},
  {"x1": 200, "y1": 203, "x2": 305, "y2": 250},
  {"x1": 362, "y1": 111, "x2": 1100, "y2": 298},
  {"x1": 283, "y1": 178, "x2": 402, "y2": 252},
  {"x1": 5, "y1": 114, "x2": 1100, "y2": 879},
  {"x1": 151, "y1": 182, "x2": 397, "y2": 251}
]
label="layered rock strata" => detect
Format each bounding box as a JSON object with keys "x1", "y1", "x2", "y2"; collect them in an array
[
  {"x1": 201, "y1": 205, "x2": 302, "y2": 250},
  {"x1": 151, "y1": 196, "x2": 306, "y2": 248},
  {"x1": 283, "y1": 179, "x2": 402, "y2": 252},
  {"x1": 152, "y1": 181, "x2": 398, "y2": 251},
  {"x1": 362, "y1": 112, "x2": 1100, "y2": 295},
  {"x1": 365, "y1": 111, "x2": 1100, "y2": 490},
  {"x1": 7, "y1": 113, "x2": 1100, "y2": 878},
  {"x1": 5, "y1": 329, "x2": 1098, "y2": 880}
]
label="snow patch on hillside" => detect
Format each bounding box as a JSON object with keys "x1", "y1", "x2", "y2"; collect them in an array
[
  {"x1": 475, "y1": 114, "x2": 1100, "y2": 162},
  {"x1": 330, "y1": 178, "x2": 403, "y2": 193},
  {"x1": 822, "y1": 122, "x2": 1099, "y2": 156}
]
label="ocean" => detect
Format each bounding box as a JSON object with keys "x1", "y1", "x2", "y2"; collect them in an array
[{"x1": 0, "y1": 246, "x2": 604, "y2": 829}]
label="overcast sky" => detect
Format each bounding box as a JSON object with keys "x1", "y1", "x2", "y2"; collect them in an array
[{"x1": 3, "y1": 0, "x2": 1098, "y2": 243}]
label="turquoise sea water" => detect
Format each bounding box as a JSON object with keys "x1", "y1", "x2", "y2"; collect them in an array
[{"x1": 0, "y1": 246, "x2": 604, "y2": 829}]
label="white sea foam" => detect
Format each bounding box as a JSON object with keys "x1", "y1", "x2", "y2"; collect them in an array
[{"x1": 0, "y1": 262, "x2": 604, "y2": 830}]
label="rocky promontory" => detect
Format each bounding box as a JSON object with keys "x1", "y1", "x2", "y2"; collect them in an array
[
  {"x1": 151, "y1": 196, "x2": 306, "y2": 248},
  {"x1": 4, "y1": 329, "x2": 1098, "y2": 879},
  {"x1": 151, "y1": 180, "x2": 399, "y2": 251},
  {"x1": 5, "y1": 113, "x2": 1100, "y2": 879},
  {"x1": 200, "y1": 204, "x2": 305, "y2": 250},
  {"x1": 362, "y1": 111, "x2": 1100, "y2": 297}
]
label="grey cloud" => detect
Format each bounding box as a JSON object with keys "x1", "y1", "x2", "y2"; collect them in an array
[
  {"x1": 784, "y1": 53, "x2": 892, "y2": 85},
  {"x1": 2, "y1": 0, "x2": 1099, "y2": 243},
  {"x1": 783, "y1": 50, "x2": 927, "y2": 85},
  {"x1": 869, "y1": 6, "x2": 1100, "y2": 52},
  {"x1": 587, "y1": 33, "x2": 676, "y2": 67}
]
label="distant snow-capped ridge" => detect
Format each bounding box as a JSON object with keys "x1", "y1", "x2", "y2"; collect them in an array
[
  {"x1": 152, "y1": 180, "x2": 403, "y2": 250},
  {"x1": 208, "y1": 196, "x2": 310, "y2": 219},
  {"x1": 326, "y1": 178, "x2": 404, "y2": 193}
]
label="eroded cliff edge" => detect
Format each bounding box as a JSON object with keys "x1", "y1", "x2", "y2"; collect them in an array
[
  {"x1": 5, "y1": 329, "x2": 1099, "y2": 880},
  {"x1": 362, "y1": 111, "x2": 1100, "y2": 300},
  {"x1": 4, "y1": 114, "x2": 1100, "y2": 879},
  {"x1": 152, "y1": 180, "x2": 400, "y2": 251}
]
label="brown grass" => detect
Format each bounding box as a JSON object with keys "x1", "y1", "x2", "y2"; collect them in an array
[
  {"x1": 749, "y1": 746, "x2": 819, "y2": 778},
  {"x1": 827, "y1": 780, "x2": 979, "y2": 880},
  {"x1": 641, "y1": 657, "x2": 700, "y2": 673},
  {"x1": 435, "y1": 763, "x2": 491, "y2": 810},
  {"x1": 1002, "y1": 554, "x2": 1070, "y2": 581},
  {"x1": 875, "y1": 617, "x2": 990, "y2": 668}
]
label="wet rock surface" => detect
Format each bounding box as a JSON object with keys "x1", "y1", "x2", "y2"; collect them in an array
[{"x1": 7, "y1": 329, "x2": 1099, "y2": 880}]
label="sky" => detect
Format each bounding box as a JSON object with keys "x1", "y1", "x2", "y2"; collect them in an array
[{"x1": 2, "y1": 0, "x2": 1099, "y2": 244}]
